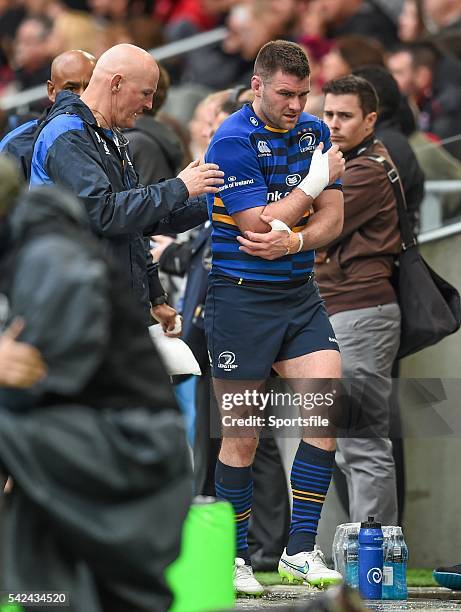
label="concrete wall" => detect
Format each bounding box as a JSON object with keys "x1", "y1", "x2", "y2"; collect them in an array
[{"x1": 399, "y1": 232, "x2": 461, "y2": 568}]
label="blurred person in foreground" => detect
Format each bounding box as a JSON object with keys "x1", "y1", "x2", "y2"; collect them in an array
[
  {"x1": 0, "y1": 49, "x2": 96, "y2": 180},
  {"x1": 0, "y1": 320, "x2": 46, "y2": 390},
  {"x1": 0, "y1": 155, "x2": 46, "y2": 392},
  {"x1": 29, "y1": 43, "x2": 224, "y2": 332},
  {"x1": 0, "y1": 154, "x2": 191, "y2": 612}
]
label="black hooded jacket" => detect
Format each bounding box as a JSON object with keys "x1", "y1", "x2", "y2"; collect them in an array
[
  {"x1": 0, "y1": 185, "x2": 178, "y2": 411},
  {"x1": 0, "y1": 185, "x2": 192, "y2": 611}
]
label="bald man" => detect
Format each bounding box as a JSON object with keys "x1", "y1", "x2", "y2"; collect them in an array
[
  {"x1": 0, "y1": 49, "x2": 96, "y2": 180},
  {"x1": 47, "y1": 48, "x2": 96, "y2": 101},
  {"x1": 30, "y1": 43, "x2": 224, "y2": 328}
]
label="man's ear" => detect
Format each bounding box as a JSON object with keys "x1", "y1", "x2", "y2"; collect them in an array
[
  {"x1": 47, "y1": 80, "x2": 55, "y2": 103},
  {"x1": 365, "y1": 111, "x2": 377, "y2": 132},
  {"x1": 251, "y1": 74, "x2": 262, "y2": 97},
  {"x1": 111, "y1": 75, "x2": 122, "y2": 94}
]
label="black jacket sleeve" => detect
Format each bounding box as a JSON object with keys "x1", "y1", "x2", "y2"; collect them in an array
[{"x1": 147, "y1": 196, "x2": 208, "y2": 235}]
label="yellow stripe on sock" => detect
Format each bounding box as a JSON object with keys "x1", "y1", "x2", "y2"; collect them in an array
[
  {"x1": 292, "y1": 494, "x2": 324, "y2": 503},
  {"x1": 292, "y1": 488, "x2": 325, "y2": 499},
  {"x1": 235, "y1": 508, "x2": 252, "y2": 521}
]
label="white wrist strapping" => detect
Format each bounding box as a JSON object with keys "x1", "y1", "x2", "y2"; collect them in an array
[
  {"x1": 269, "y1": 219, "x2": 291, "y2": 232},
  {"x1": 269, "y1": 219, "x2": 303, "y2": 254},
  {"x1": 297, "y1": 146, "x2": 330, "y2": 200},
  {"x1": 295, "y1": 231, "x2": 303, "y2": 253}
]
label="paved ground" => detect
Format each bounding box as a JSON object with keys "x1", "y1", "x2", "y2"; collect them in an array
[{"x1": 234, "y1": 586, "x2": 461, "y2": 610}]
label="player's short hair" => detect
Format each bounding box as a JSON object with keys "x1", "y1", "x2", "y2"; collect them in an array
[
  {"x1": 254, "y1": 40, "x2": 310, "y2": 82},
  {"x1": 322, "y1": 75, "x2": 378, "y2": 116}
]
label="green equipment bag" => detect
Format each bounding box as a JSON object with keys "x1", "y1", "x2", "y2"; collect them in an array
[{"x1": 167, "y1": 497, "x2": 235, "y2": 611}]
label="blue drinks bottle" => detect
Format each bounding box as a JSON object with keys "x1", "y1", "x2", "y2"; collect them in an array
[{"x1": 358, "y1": 516, "x2": 384, "y2": 599}]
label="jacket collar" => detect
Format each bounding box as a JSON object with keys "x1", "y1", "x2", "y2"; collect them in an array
[
  {"x1": 49, "y1": 90, "x2": 97, "y2": 126},
  {"x1": 343, "y1": 134, "x2": 376, "y2": 162}
]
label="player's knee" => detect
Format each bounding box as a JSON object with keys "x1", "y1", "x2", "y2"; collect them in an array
[{"x1": 221, "y1": 436, "x2": 258, "y2": 464}]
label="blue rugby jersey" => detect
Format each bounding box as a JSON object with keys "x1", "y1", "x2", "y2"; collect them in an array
[{"x1": 205, "y1": 104, "x2": 341, "y2": 282}]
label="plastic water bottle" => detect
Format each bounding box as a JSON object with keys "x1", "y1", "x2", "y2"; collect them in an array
[
  {"x1": 358, "y1": 516, "x2": 384, "y2": 599},
  {"x1": 393, "y1": 531, "x2": 408, "y2": 599},
  {"x1": 382, "y1": 527, "x2": 395, "y2": 599},
  {"x1": 345, "y1": 531, "x2": 359, "y2": 589},
  {"x1": 332, "y1": 522, "x2": 360, "y2": 577}
]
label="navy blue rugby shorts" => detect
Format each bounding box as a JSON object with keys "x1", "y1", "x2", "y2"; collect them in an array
[{"x1": 204, "y1": 273, "x2": 339, "y2": 380}]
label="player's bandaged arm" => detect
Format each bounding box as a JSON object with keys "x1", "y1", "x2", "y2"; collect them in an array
[
  {"x1": 237, "y1": 189, "x2": 343, "y2": 259},
  {"x1": 232, "y1": 143, "x2": 344, "y2": 235}
]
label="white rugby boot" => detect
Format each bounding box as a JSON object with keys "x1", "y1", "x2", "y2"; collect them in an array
[
  {"x1": 279, "y1": 545, "x2": 343, "y2": 588},
  {"x1": 234, "y1": 557, "x2": 265, "y2": 597}
]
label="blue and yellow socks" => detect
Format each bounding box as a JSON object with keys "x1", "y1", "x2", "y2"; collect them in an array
[
  {"x1": 215, "y1": 459, "x2": 253, "y2": 564},
  {"x1": 287, "y1": 441, "x2": 334, "y2": 555}
]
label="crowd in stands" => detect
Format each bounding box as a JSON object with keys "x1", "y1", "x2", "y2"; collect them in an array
[{"x1": 1, "y1": 0, "x2": 461, "y2": 169}]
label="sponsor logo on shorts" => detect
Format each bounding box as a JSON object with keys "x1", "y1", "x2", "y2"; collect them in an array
[
  {"x1": 286, "y1": 173, "x2": 301, "y2": 187},
  {"x1": 218, "y1": 351, "x2": 239, "y2": 371},
  {"x1": 329, "y1": 336, "x2": 339, "y2": 344},
  {"x1": 299, "y1": 132, "x2": 316, "y2": 153},
  {"x1": 257, "y1": 140, "x2": 272, "y2": 156}
]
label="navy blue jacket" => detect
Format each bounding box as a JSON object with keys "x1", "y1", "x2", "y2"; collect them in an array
[
  {"x1": 30, "y1": 91, "x2": 207, "y2": 323},
  {"x1": 0, "y1": 118, "x2": 39, "y2": 180}
]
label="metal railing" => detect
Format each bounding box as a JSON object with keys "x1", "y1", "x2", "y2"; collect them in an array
[
  {"x1": 0, "y1": 26, "x2": 228, "y2": 112},
  {"x1": 419, "y1": 180, "x2": 461, "y2": 243}
]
